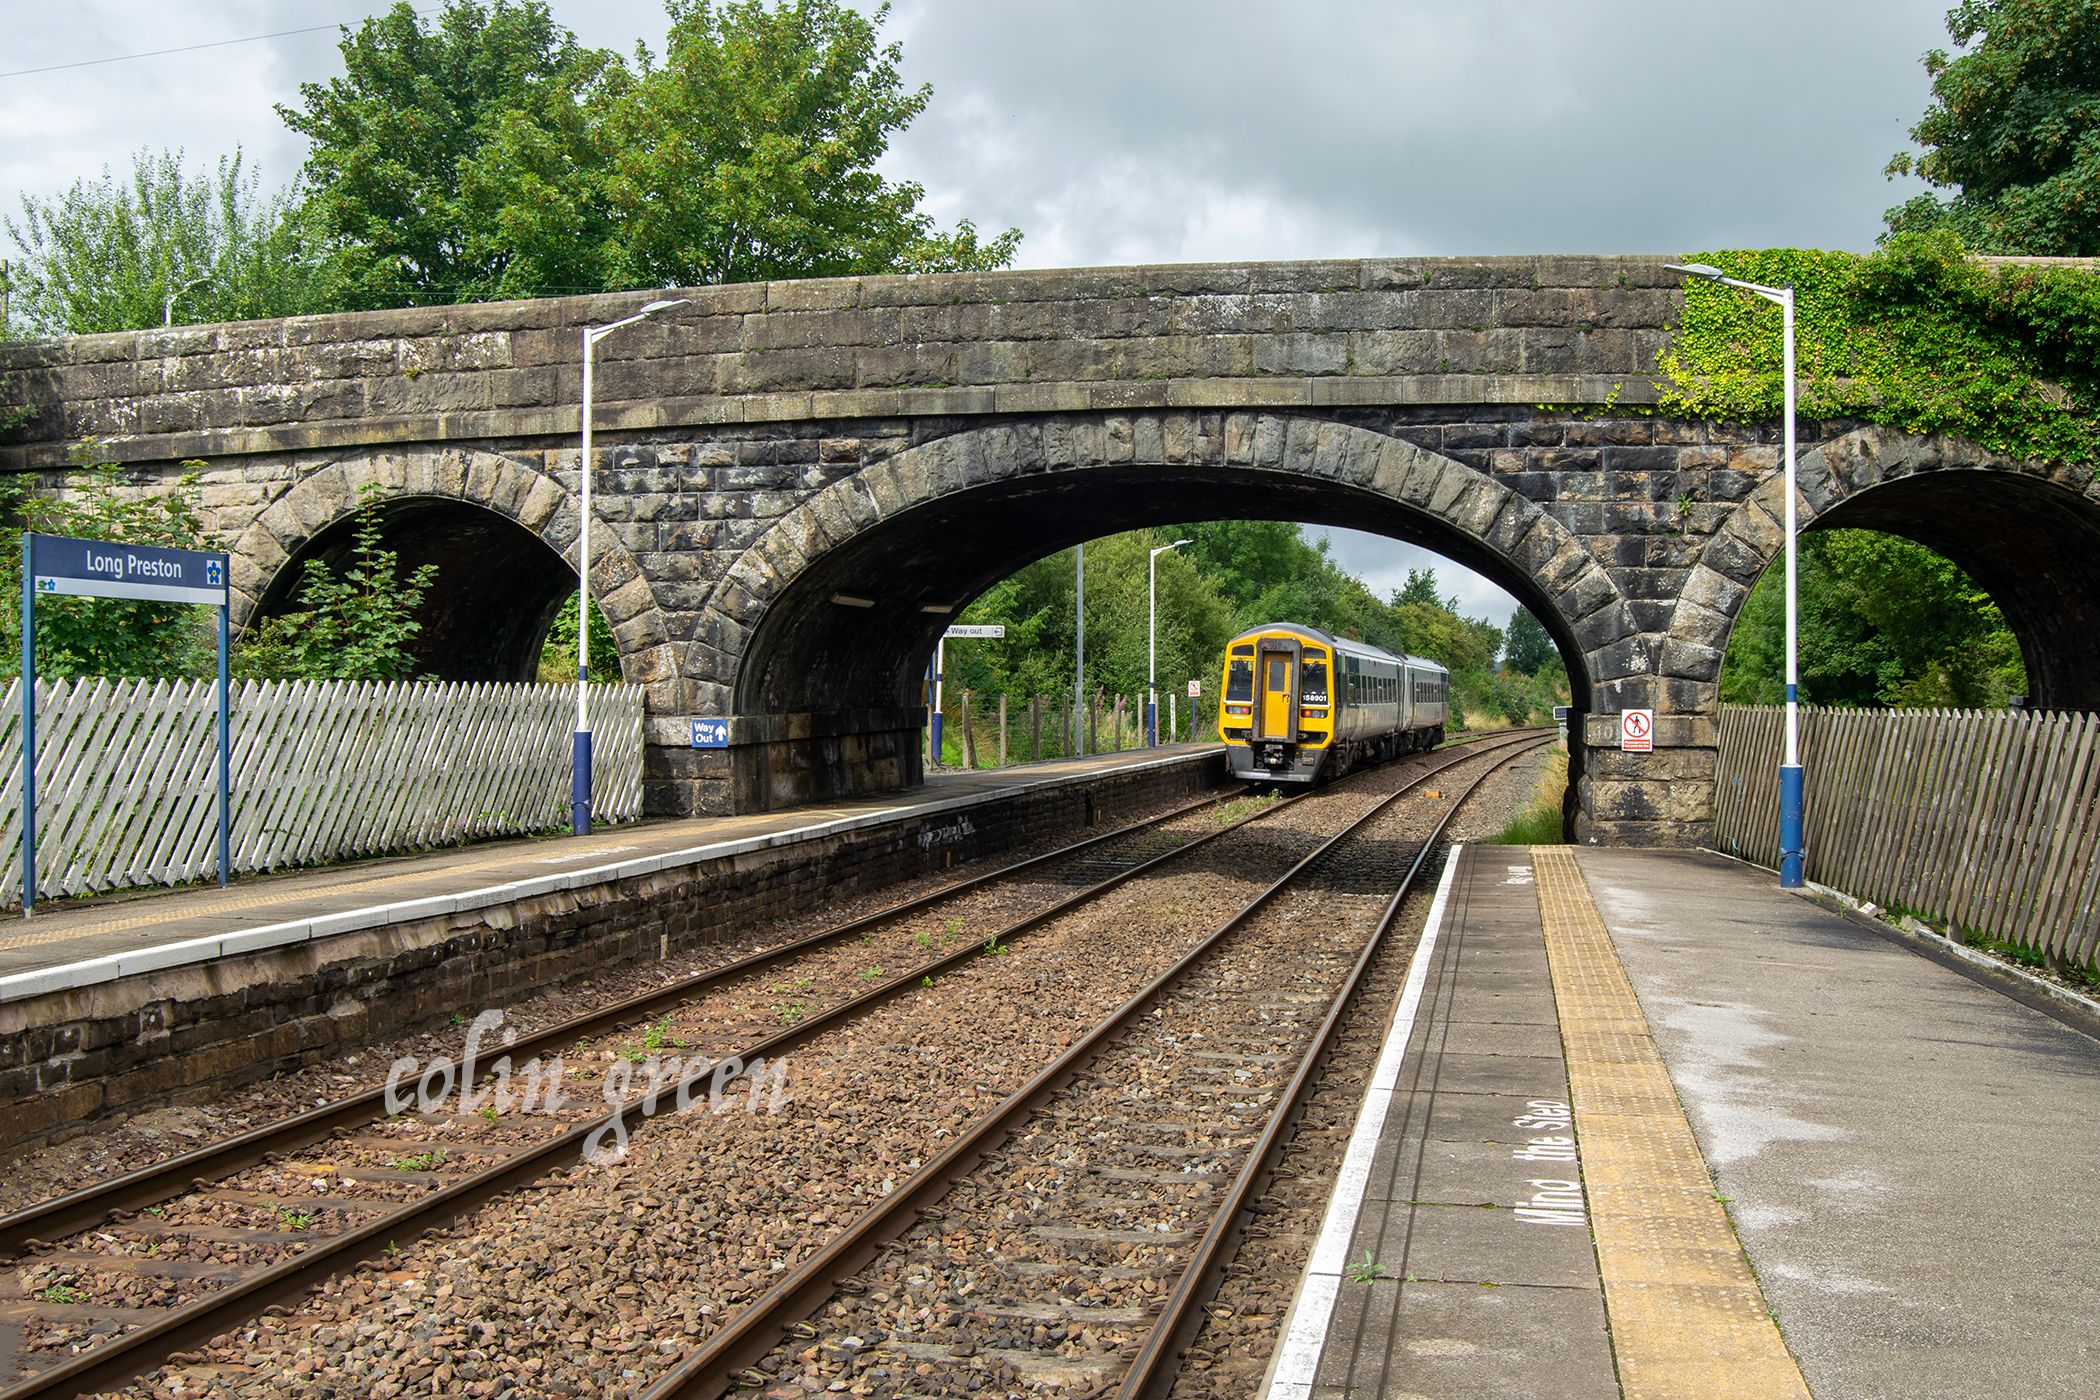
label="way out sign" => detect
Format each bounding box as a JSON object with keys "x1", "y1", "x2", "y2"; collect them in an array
[
  {"x1": 1620, "y1": 708, "x2": 1655, "y2": 753},
  {"x1": 21, "y1": 533, "x2": 234, "y2": 913}
]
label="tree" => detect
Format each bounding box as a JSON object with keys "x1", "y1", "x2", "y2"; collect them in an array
[
  {"x1": 1721, "y1": 529, "x2": 2026, "y2": 708},
  {"x1": 0, "y1": 462, "x2": 220, "y2": 679},
  {"x1": 281, "y1": 1, "x2": 626, "y2": 308},
  {"x1": 1504, "y1": 608, "x2": 1555, "y2": 675},
  {"x1": 4, "y1": 149, "x2": 318, "y2": 334},
  {"x1": 236, "y1": 489, "x2": 439, "y2": 680},
  {"x1": 1885, "y1": 0, "x2": 2100, "y2": 254},
  {"x1": 282, "y1": 0, "x2": 1019, "y2": 306},
  {"x1": 606, "y1": 0, "x2": 1019, "y2": 285}
]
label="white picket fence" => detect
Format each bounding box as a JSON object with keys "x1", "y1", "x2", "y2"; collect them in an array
[{"x1": 0, "y1": 677, "x2": 645, "y2": 903}]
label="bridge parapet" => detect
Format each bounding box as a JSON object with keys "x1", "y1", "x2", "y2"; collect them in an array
[{"x1": 0, "y1": 255, "x2": 1682, "y2": 470}]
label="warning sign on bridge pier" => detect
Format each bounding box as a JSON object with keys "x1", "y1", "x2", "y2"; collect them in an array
[{"x1": 1620, "y1": 709, "x2": 1654, "y2": 753}]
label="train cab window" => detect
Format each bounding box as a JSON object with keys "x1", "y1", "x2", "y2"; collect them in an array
[
  {"x1": 1299, "y1": 659, "x2": 1329, "y2": 706},
  {"x1": 1227, "y1": 659, "x2": 1254, "y2": 702},
  {"x1": 1267, "y1": 657, "x2": 1290, "y2": 692}
]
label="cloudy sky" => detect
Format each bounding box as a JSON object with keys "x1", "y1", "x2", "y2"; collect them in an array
[{"x1": 1, "y1": 0, "x2": 1956, "y2": 626}]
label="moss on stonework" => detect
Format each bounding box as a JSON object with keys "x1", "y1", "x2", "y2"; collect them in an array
[{"x1": 1657, "y1": 231, "x2": 2100, "y2": 468}]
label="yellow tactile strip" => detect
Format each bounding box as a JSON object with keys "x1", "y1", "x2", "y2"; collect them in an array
[{"x1": 1531, "y1": 846, "x2": 1811, "y2": 1400}]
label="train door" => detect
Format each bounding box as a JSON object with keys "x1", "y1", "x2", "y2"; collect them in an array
[{"x1": 1256, "y1": 639, "x2": 1298, "y2": 740}]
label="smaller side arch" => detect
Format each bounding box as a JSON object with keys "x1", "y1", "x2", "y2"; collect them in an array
[
  {"x1": 1667, "y1": 425, "x2": 2100, "y2": 710},
  {"x1": 231, "y1": 448, "x2": 675, "y2": 688}
]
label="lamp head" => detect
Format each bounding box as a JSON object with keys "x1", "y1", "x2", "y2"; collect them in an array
[
  {"x1": 1172, "y1": 538, "x2": 1192, "y2": 548},
  {"x1": 640, "y1": 298, "x2": 688, "y2": 316},
  {"x1": 1665, "y1": 262, "x2": 1727, "y2": 281}
]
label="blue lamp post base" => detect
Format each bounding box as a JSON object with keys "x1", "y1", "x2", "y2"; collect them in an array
[
  {"x1": 1778, "y1": 762, "x2": 1804, "y2": 888},
  {"x1": 572, "y1": 730, "x2": 593, "y2": 836}
]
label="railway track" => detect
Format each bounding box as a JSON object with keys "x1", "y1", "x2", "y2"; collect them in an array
[
  {"x1": 0, "y1": 731, "x2": 1539, "y2": 1397},
  {"x1": 635, "y1": 732, "x2": 1552, "y2": 1398}
]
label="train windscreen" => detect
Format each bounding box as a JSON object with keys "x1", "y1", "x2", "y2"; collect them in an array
[{"x1": 1226, "y1": 659, "x2": 1254, "y2": 702}]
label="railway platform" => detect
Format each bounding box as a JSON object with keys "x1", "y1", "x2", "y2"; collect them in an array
[
  {"x1": 1266, "y1": 843, "x2": 2100, "y2": 1400},
  {"x1": 0, "y1": 743, "x2": 1224, "y2": 999},
  {"x1": 0, "y1": 743, "x2": 1226, "y2": 1154}
]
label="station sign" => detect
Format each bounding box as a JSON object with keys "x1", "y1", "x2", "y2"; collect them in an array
[
  {"x1": 943, "y1": 624, "x2": 1005, "y2": 639},
  {"x1": 1620, "y1": 709, "x2": 1654, "y2": 753},
  {"x1": 30, "y1": 534, "x2": 228, "y2": 605},
  {"x1": 690, "y1": 718, "x2": 730, "y2": 749}
]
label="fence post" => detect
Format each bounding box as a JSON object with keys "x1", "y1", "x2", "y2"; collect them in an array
[
  {"x1": 1113, "y1": 695, "x2": 1125, "y2": 752},
  {"x1": 1088, "y1": 693, "x2": 1100, "y2": 755},
  {"x1": 998, "y1": 693, "x2": 1008, "y2": 768},
  {"x1": 960, "y1": 691, "x2": 977, "y2": 769},
  {"x1": 1031, "y1": 696, "x2": 1042, "y2": 762}
]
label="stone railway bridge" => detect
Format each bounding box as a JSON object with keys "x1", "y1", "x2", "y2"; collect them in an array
[{"x1": 5, "y1": 255, "x2": 2096, "y2": 845}]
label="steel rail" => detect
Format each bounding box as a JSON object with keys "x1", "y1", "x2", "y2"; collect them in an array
[
  {"x1": 0, "y1": 783, "x2": 1243, "y2": 1258},
  {"x1": 0, "y1": 731, "x2": 1536, "y2": 1399},
  {"x1": 635, "y1": 732, "x2": 1551, "y2": 1400},
  {"x1": 3, "y1": 738, "x2": 1524, "y2": 1399},
  {"x1": 1115, "y1": 734, "x2": 1553, "y2": 1398}
]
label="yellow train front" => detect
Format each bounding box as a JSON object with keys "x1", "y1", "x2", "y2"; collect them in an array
[{"x1": 1217, "y1": 624, "x2": 1449, "y2": 783}]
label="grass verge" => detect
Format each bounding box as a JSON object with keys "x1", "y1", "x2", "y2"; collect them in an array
[{"x1": 1489, "y1": 747, "x2": 1567, "y2": 845}]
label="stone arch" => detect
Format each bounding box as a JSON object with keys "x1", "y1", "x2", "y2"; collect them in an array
[
  {"x1": 1666, "y1": 424, "x2": 2100, "y2": 709},
  {"x1": 699, "y1": 412, "x2": 1636, "y2": 808},
  {"x1": 232, "y1": 447, "x2": 674, "y2": 686}
]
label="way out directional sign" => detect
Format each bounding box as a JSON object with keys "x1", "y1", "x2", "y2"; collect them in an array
[{"x1": 943, "y1": 624, "x2": 1005, "y2": 639}]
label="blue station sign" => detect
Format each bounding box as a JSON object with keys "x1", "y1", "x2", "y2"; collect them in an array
[
  {"x1": 29, "y1": 533, "x2": 229, "y2": 606},
  {"x1": 691, "y1": 718, "x2": 730, "y2": 749}
]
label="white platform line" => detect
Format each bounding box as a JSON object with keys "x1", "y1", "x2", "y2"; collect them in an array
[{"x1": 1261, "y1": 843, "x2": 1465, "y2": 1400}]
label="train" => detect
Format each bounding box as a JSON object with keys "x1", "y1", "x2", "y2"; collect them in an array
[{"x1": 1217, "y1": 623, "x2": 1450, "y2": 784}]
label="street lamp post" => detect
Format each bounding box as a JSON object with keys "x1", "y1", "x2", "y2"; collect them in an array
[
  {"x1": 1147, "y1": 538, "x2": 1192, "y2": 746},
  {"x1": 1074, "y1": 542, "x2": 1086, "y2": 757},
  {"x1": 573, "y1": 297, "x2": 688, "y2": 836},
  {"x1": 1667, "y1": 263, "x2": 1803, "y2": 887},
  {"x1": 164, "y1": 274, "x2": 209, "y2": 327}
]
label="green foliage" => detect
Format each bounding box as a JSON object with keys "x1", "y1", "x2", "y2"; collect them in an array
[
  {"x1": 1504, "y1": 609, "x2": 1555, "y2": 675},
  {"x1": 235, "y1": 487, "x2": 439, "y2": 681},
  {"x1": 1490, "y1": 749, "x2": 1568, "y2": 845},
  {"x1": 281, "y1": 1, "x2": 628, "y2": 308},
  {"x1": 536, "y1": 593, "x2": 621, "y2": 682},
  {"x1": 0, "y1": 462, "x2": 220, "y2": 679},
  {"x1": 4, "y1": 149, "x2": 319, "y2": 334},
  {"x1": 605, "y1": 0, "x2": 1021, "y2": 286},
  {"x1": 1659, "y1": 236, "x2": 2100, "y2": 466},
  {"x1": 1884, "y1": 0, "x2": 2100, "y2": 254},
  {"x1": 1721, "y1": 529, "x2": 2026, "y2": 708},
  {"x1": 941, "y1": 525, "x2": 1569, "y2": 731},
  {"x1": 283, "y1": 0, "x2": 1018, "y2": 308}
]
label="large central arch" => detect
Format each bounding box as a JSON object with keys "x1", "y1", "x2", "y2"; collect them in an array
[{"x1": 704, "y1": 414, "x2": 1637, "y2": 814}]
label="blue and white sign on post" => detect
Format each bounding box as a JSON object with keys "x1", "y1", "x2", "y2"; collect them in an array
[
  {"x1": 690, "y1": 718, "x2": 730, "y2": 749},
  {"x1": 20, "y1": 533, "x2": 234, "y2": 914},
  {"x1": 32, "y1": 535, "x2": 231, "y2": 605}
]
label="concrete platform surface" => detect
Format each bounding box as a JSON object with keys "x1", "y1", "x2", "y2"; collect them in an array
[
  {"x1": 1268, "y1": 843, "x2": 2100, "y2": 1399},
  {"x1": 1580, "y1": 846, "x2": 2100, "y2": 1400},
  {"x1": 0, "y1": 744, "x2": 1222, "y2": 1002}
]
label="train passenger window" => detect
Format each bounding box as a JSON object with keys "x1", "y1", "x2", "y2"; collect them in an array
[
  {"x1": 1267, "y1": 658, "x2": 1289, "y2": 693},
  {"x1": 1227, "y1": 660, "x2": 1254, "y2": 702},
  {"x1": 1299, "y1": 660, "x2": 1329, "y2": 705}
]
